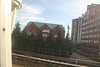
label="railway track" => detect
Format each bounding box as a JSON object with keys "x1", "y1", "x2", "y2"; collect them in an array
[
  {"x1": 12, "y1": 50, "x2": 100, "y2": 67},
  {"x1": 13, "y1": 53, "x2": 88, "y2": 67}
]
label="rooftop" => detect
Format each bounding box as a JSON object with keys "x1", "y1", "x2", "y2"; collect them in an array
[{"x1": 26, "y1": 21, "x2": 65, "y2": 31}]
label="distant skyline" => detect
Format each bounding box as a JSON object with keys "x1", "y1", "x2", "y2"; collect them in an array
[{"x1": 16, "y1": 0, "x2": 100, "y2": 36}]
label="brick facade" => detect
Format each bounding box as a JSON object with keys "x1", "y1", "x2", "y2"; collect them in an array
[
  {"x1": 72, "y1": 4, "x2": 100, "y2": 55},
  {"x1": 26, "y1": 22, "x2": 65, "y2": 41},
  {"x1": 81, "y1": 4, "x2": 100, "y2": 55}
]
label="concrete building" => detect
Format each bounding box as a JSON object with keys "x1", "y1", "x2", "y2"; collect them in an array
[
  {"x1": 77, "y1": 15, "x2": 84, "y2": 43},
  {"x1": 26, "y1": 21, "x2": 65, "y2": 40},
  {"x1": 71, "y1": 18, "x2": 78, "y2": 43},
  {"x1": 71, "y1": 15, "x2": 84, "y2": 44}
]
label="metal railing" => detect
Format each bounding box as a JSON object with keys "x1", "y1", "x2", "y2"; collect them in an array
[
  {"x1": 12, "y1": 47, "x2": 100, "y2": 67},
  {"x1": 13, "y1": 47, "x2": 72, "y2": 58},
  {"x1": 13, "y1": 47, "x2": 100, "y2": 61}
]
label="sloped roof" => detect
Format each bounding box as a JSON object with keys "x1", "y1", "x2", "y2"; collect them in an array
[{"x1": 26, "y1": 21, "x2": 65, "y2": 31}]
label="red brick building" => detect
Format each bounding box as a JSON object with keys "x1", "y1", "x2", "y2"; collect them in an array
[
  {"x1": 81, "y1": 4, "x2": 100, "y2": 55},
  {"x1": 26, "y1": 21, "x2": 65, "y2": 40},
  {"x1": 72, "y1": 4, "x2": 100, "y2": 56}
]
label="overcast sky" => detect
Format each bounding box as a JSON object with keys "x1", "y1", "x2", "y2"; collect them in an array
[{"x1": 16, "y1": 0, "x2": 100, "y2": 36}]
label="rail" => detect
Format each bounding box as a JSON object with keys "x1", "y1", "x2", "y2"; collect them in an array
[{"x1": 12, "y1": 53, "x2": 87, "y2": 67}]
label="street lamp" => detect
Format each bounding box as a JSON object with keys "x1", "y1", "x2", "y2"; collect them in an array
[{"x1": 0, "y1": 0, "x2": 22, "y2": 67}]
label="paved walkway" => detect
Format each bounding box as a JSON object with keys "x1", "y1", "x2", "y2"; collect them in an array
[{"x1": 71, "y1": 52, "x2": 93, "y2": 61}]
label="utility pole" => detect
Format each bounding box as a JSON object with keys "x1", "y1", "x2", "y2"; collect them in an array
[{"x1": 0, "y1": 0, "x2": 22, "y2": 67}]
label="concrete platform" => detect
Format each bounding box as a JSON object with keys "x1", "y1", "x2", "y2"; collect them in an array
[{"x1": 71, "y1": 52, "x2": 93, "y2": 61}]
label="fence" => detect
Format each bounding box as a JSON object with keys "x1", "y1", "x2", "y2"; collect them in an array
[
  {"x1": 12, "y1": 47, "x2": 100, "y2": 67},
  {"x1": 77, "y1": 50, "x2": 100, "y2": 61},
  {"x1": 12, "y1": 47, "x2": 73, "y2": 67},
  {"x1": 13, "y1": 47, "x2": 72, "y2": 58},
  {"x1": 13, "y1": 47, "x2": 100, "y2": 61}
]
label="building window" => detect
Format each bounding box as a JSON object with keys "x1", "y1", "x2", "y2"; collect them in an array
[
  {"x1": 81, "y1": 40, "x2": 84, "y2": 43},
  {"x1": 93, "y1": 12, "x2": 95, "y2": 15},
  {"x1": 54, "y1": 35, "x2": 57, "y2": 38},
  {"x1": 95, "y1": 23, "x2": 96, "y2": 26},
  {"x1": 34, "y1": 33, "x2": 37, "y2": 36},
  {"x1": 88, "y1": 40, "x2": 90, "y2": 43},
  {"x1": 82, "y1": 36, "x2": 84, "y2": 38},
  {"x1": 89, "y1": 35, "x2": 93, "y2": 38},
  {"x1": 94, "y1": 40, "x2": 96, "y2": 43},
  {"x1": 97, "y1": 28, "x2": 99, "y2": 31},
  {"x1": 97, "y1": 40, "x2": 99, "y2": 43},
  {"x1": 94, "y1": 40, "x2": 99, "y2": 44},
  {"x1": 82, "y1": 32, "x2": 85, "y2": 34},
  {"x1": 90, "y1": 25, "x2": 92, "y2": 28},
  {"x1": 92, "y1": 19, "x2": 94, "y2": 22},
  {"x1": 42, "y1": 34, "x2": 48, "y2": 37},
  {"x1": 91, "y1": 24, "x2": 93, "y2": 28},
  {"x1": 94, "y1": 28, "x2": 99, "y2": 32},
  {"x1": 90, "y1": 40, "x2": 93, "y2": 43},
  {"x1": 83, "y1": 23, "x2": 85, "y2": 26},
  {"x1": 95, "y1": 17, "x2": 98, "y2": 21},
  {"x1": 90, "y1": 19, "x2": 92, "y2": 23},
  {"x1": 94, "y1": 34, "x2": 96, "y2": 38},
  {"x1": 97, "y1": 34, "x2": 99, "y2": 37},
  {"x1": 84, "y1": 40, "x2": 88, "y2": 43},
  {"x1": 98, "y1": 16, "x2": 100, "y2": 20},
  {"x1": 92, "y1": 29, "x2": 93, "y2": 32},
  {"x1": 94, "y1": 28, "x2": 97, "y2": 32},
  {"x1": 94, "y1": 34, "x2": 99, "y2": 38}
]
